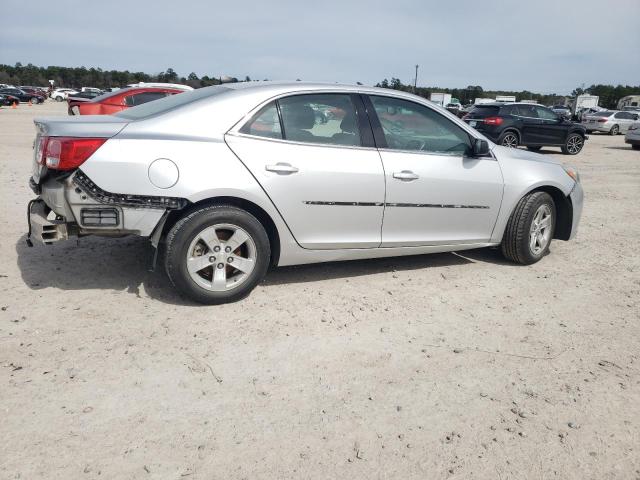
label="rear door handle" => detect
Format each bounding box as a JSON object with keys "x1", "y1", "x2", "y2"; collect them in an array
[
  {"x1": 393, "y1": 170, "x2": 419, "y2": 181},
  {"x1": 265, "y1": 162, "x2": 299, "y2": 174}
]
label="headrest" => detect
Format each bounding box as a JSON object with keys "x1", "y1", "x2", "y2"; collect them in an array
[
  {"x1": 340, "y1": 112, "x2": 357, "y2": 133},
  {"x1": 283, "y1": 105, "x2": 316, "y2": 130}
]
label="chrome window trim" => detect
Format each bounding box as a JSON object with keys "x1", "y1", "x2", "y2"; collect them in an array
[
  {"x1": 226, "y1": 131, "x2": 378, "y2": 152},
  {"x1": 227, "y1": 131, "x2": 495, "y2": 160}
]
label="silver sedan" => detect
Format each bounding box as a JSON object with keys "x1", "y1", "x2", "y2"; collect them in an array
[
  {"x1": 582, "y1": 110, "x2": 640, "y2": 135},
  {"x1": 27, "y1": 83, "x2": 583, "y2": 304}
]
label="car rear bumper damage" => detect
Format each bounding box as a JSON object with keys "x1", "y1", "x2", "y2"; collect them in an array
[{"x1": 27, "y1": 170, "x2": 187, "y2": 246}]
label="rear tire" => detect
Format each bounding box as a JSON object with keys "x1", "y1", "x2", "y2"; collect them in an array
[
  {"x1": 55, "y1": 96, "x2": 63, "y2": 102},
  {"x1": 164, "y1": 205, "x2": 270, "y2": 305},
  {"x1": 499, "y1": 131, "x2": 519, "y2": 148},
  {"x1": 610, "y1": 125, "x2": 619, "y2": 135},
  {"x1": 561, "y1": 133, "x2": 584, "y2": 155},
  {"x1": 502, "y1": 192, "x2": 556, "y2": 265},
  {"x1": 30, "y1": 97, "x2": 40, "y2": 104},
  {"x1": 632, "y1": 145, "x2": 640, "y2": 150}
]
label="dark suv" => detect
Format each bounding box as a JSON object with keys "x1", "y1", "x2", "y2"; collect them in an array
[{"x1": 463, "y1": 103, "x2": 587, "y2": 155}]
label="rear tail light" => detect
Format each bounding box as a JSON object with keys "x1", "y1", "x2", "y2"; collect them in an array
[
  {"x1": 38, "y1": 137, "x2": 106, "y2": 170},
  {"x1": 483, "y1": 116, "x2": 504, "y2": 126},
  {"x1": 597, "y1": 118, "x2": 607, "y2": 123}
]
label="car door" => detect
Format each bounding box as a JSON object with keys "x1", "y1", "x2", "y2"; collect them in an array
[
  {"x1": 513, "y1": 104, "x2": 543, "y2": 144},
  {"x1": 614, "y1": 112, "x2": 634, "y2": 132},
  {"x1": 225, "y1": 92, "x2": 385, "y2": 249},
  {"x1": 534, "y1": 105, "x2": 567, "y2": 144},
  {"x1": 365, "y1": 94, "x2": 503, "y2": 247}
]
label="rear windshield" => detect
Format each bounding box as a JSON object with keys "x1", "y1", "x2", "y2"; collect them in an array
[
  {"x1": 469, "y1": 105, "x2": 500, "y2": 116},
  {"x1": 115, "y1": 86, "x2": 230, "y2": 120},
  {"x1": 591, "y1": 111, "x2": 614, "y2": 117},
  {"x1": 91, "y1": 88, "x2": 133, "y2": 103}
]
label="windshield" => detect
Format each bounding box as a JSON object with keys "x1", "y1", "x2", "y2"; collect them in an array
[{"x1": 116, "y1": 86, "x2": 230, "y2": 120}]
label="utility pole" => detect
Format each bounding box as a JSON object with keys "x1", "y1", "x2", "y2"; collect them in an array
[{"x1": 414, "y1": 64, "x2": 419, "y2": 93}]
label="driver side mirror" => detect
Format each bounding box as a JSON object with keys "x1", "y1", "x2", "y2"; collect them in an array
[{"x1": 472, "y1": 138, "x2": 491, "y2": 157}]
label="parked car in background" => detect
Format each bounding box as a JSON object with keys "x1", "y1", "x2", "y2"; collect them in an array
[
  {"x1": 67, "y1": 85, "x2": 192, "y2": 115},
  {"x1": 463, "y1": 102, "x2": 587, "y2": 154},
  {"x1": 582, "y1": 110, "x2": 639, "y2": 135},
  {"x1": 0, "y1": 88, "x2": 44, "y2": 104},
  {"x1": 577, "y1": 107, "x2": 604, "y2": 122},
  {"x1": 27, "y1": 83, "x2": 583, "y2": 304},
  {"x1": 66, "y1": 90, "x2": 105, "y2": 114},
  {"x1": 551, "y1": 105, "x2": 571, "y2": 119},
  {"x1": 0, "y1": 93, "x2": 21, "y2": 106},
  {"x1": 445, "y1": 102, "x2": 463, "y2": 116},
  {"x1": 625, "y1": 122, "x2": 640, "y2": 150},
  {"x1": 51, "y1": 88, "x2": 79, "y2": 101},
  {"x1": 19, "y1": 87, "x2": 47, "y2": 102}
]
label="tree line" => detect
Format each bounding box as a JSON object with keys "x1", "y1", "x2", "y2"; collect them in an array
[
  {"x1": 0, "y1": 63, "x2": 246, "y2": 90},
  {"x1": 376, "y1": 78, "x2": 639, "y2": 109},
  {"x1": 1, "y1": 63, "x2": 637, "y2": 109}
]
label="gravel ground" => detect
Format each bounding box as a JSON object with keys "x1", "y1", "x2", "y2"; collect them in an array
[{"x1": 1, "y1": 101, "x2": 638, "y2": 480}]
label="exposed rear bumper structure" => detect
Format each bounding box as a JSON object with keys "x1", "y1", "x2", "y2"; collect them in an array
[{"x1": 28, "y1": 199, "x2": 72, "y2": 245}]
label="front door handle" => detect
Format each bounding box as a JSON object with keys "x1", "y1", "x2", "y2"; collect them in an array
[
  {"x1": 265, "y1": 162, "x2": 299, "y2": 174},
  {"x1": 393, "y1": 170, "x2": 419, "y2": 181}
]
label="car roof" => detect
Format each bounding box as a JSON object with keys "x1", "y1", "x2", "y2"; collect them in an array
[
  {"x1": 472, "y1": 102, "x2": 521, "y2": 107},
  {"x1": 220, "y1": 81, "x2": 430, "y2": 102}
]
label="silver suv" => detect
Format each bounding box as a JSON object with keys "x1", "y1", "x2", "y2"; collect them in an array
[{"x1": 28, "y1": 83, "x2": 583, "y2": 304}]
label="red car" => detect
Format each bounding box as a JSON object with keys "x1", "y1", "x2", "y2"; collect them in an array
[{"x1": 68, "y1": 86, "x2": 190, "y2": 115}]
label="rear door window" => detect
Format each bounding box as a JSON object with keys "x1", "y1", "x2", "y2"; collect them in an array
[
  {"x1": 278, "y1": 94, "x2": 361, "y2": 146},
  {"x1": 124, "y1": 91, "x2": 168, "y2": 107}
]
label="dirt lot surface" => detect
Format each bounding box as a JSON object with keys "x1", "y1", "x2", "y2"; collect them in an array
[{"x1": 1, "y1": 101, "x2": 639, "y2": 479}]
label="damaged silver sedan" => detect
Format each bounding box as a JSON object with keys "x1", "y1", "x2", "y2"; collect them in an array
[{"x1": 28, "y1": 83, "x2": 584, "y2": 304}]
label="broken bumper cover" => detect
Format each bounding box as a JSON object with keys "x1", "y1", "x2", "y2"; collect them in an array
[
  {"x1": 27, "y1": 170, "x2": 189, "y2": 244},
  {"x1": 28, "y1": 199, "x2": 72, "y2": 245}
]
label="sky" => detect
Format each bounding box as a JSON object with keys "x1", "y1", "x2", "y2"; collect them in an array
[{"x1": 1, "y1": 0, "x2": 639, "y2": 94}]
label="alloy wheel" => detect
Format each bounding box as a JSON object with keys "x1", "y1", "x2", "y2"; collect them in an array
[
  {"x1": 529, "y1": 205, "x2": 552, "y2": 255},
  {"x1": 567, "y1": 135, "x2": 583, "y2": 154},
  {"x1": 502, "y1": 133, "x2": 518, "y2": 148},
  {"x1": 186, "y1": 223, "x2": 257, "y2": 292}
]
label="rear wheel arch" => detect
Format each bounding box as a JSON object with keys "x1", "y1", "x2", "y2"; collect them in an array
[
  {"x1": 162, "y1": 196, "x2": 281, "y2": 267},
  {"x1": 499, "y1": 128, "x2": 521, "y2": 145}
]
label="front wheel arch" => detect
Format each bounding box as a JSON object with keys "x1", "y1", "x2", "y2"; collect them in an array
[
  {"x1": 162, "y1": 196, "x2": 281, "y2": 267},
  {"x1": 521, "y1": 186, "x2": 573, "y2": 241}
]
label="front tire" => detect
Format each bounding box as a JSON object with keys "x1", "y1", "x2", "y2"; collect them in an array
[
  {"x1": 502, "y1": 192, "x2": 556, "y2": 265},
  {"x1": 31, "y1": 97, "x2": 40, "y2": 104},
  {"x1": 610, "y1": 125, "x2": 619, "y2": 135},
  {"x1": 499, "y1": 131, "x2": 519, "y2": 148},
  {"x1": 55, "y1": 96, "x2": 63, "y2": 102},
  {"x1": 561, "y1": 133, "x2": 584, "y2": 155},
  {"x1": 164, "y1": 205, "x2": 271, "y2": 304},
  {"x1": 632, "y1": 145, "x2": 640, "y2": 150}
]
